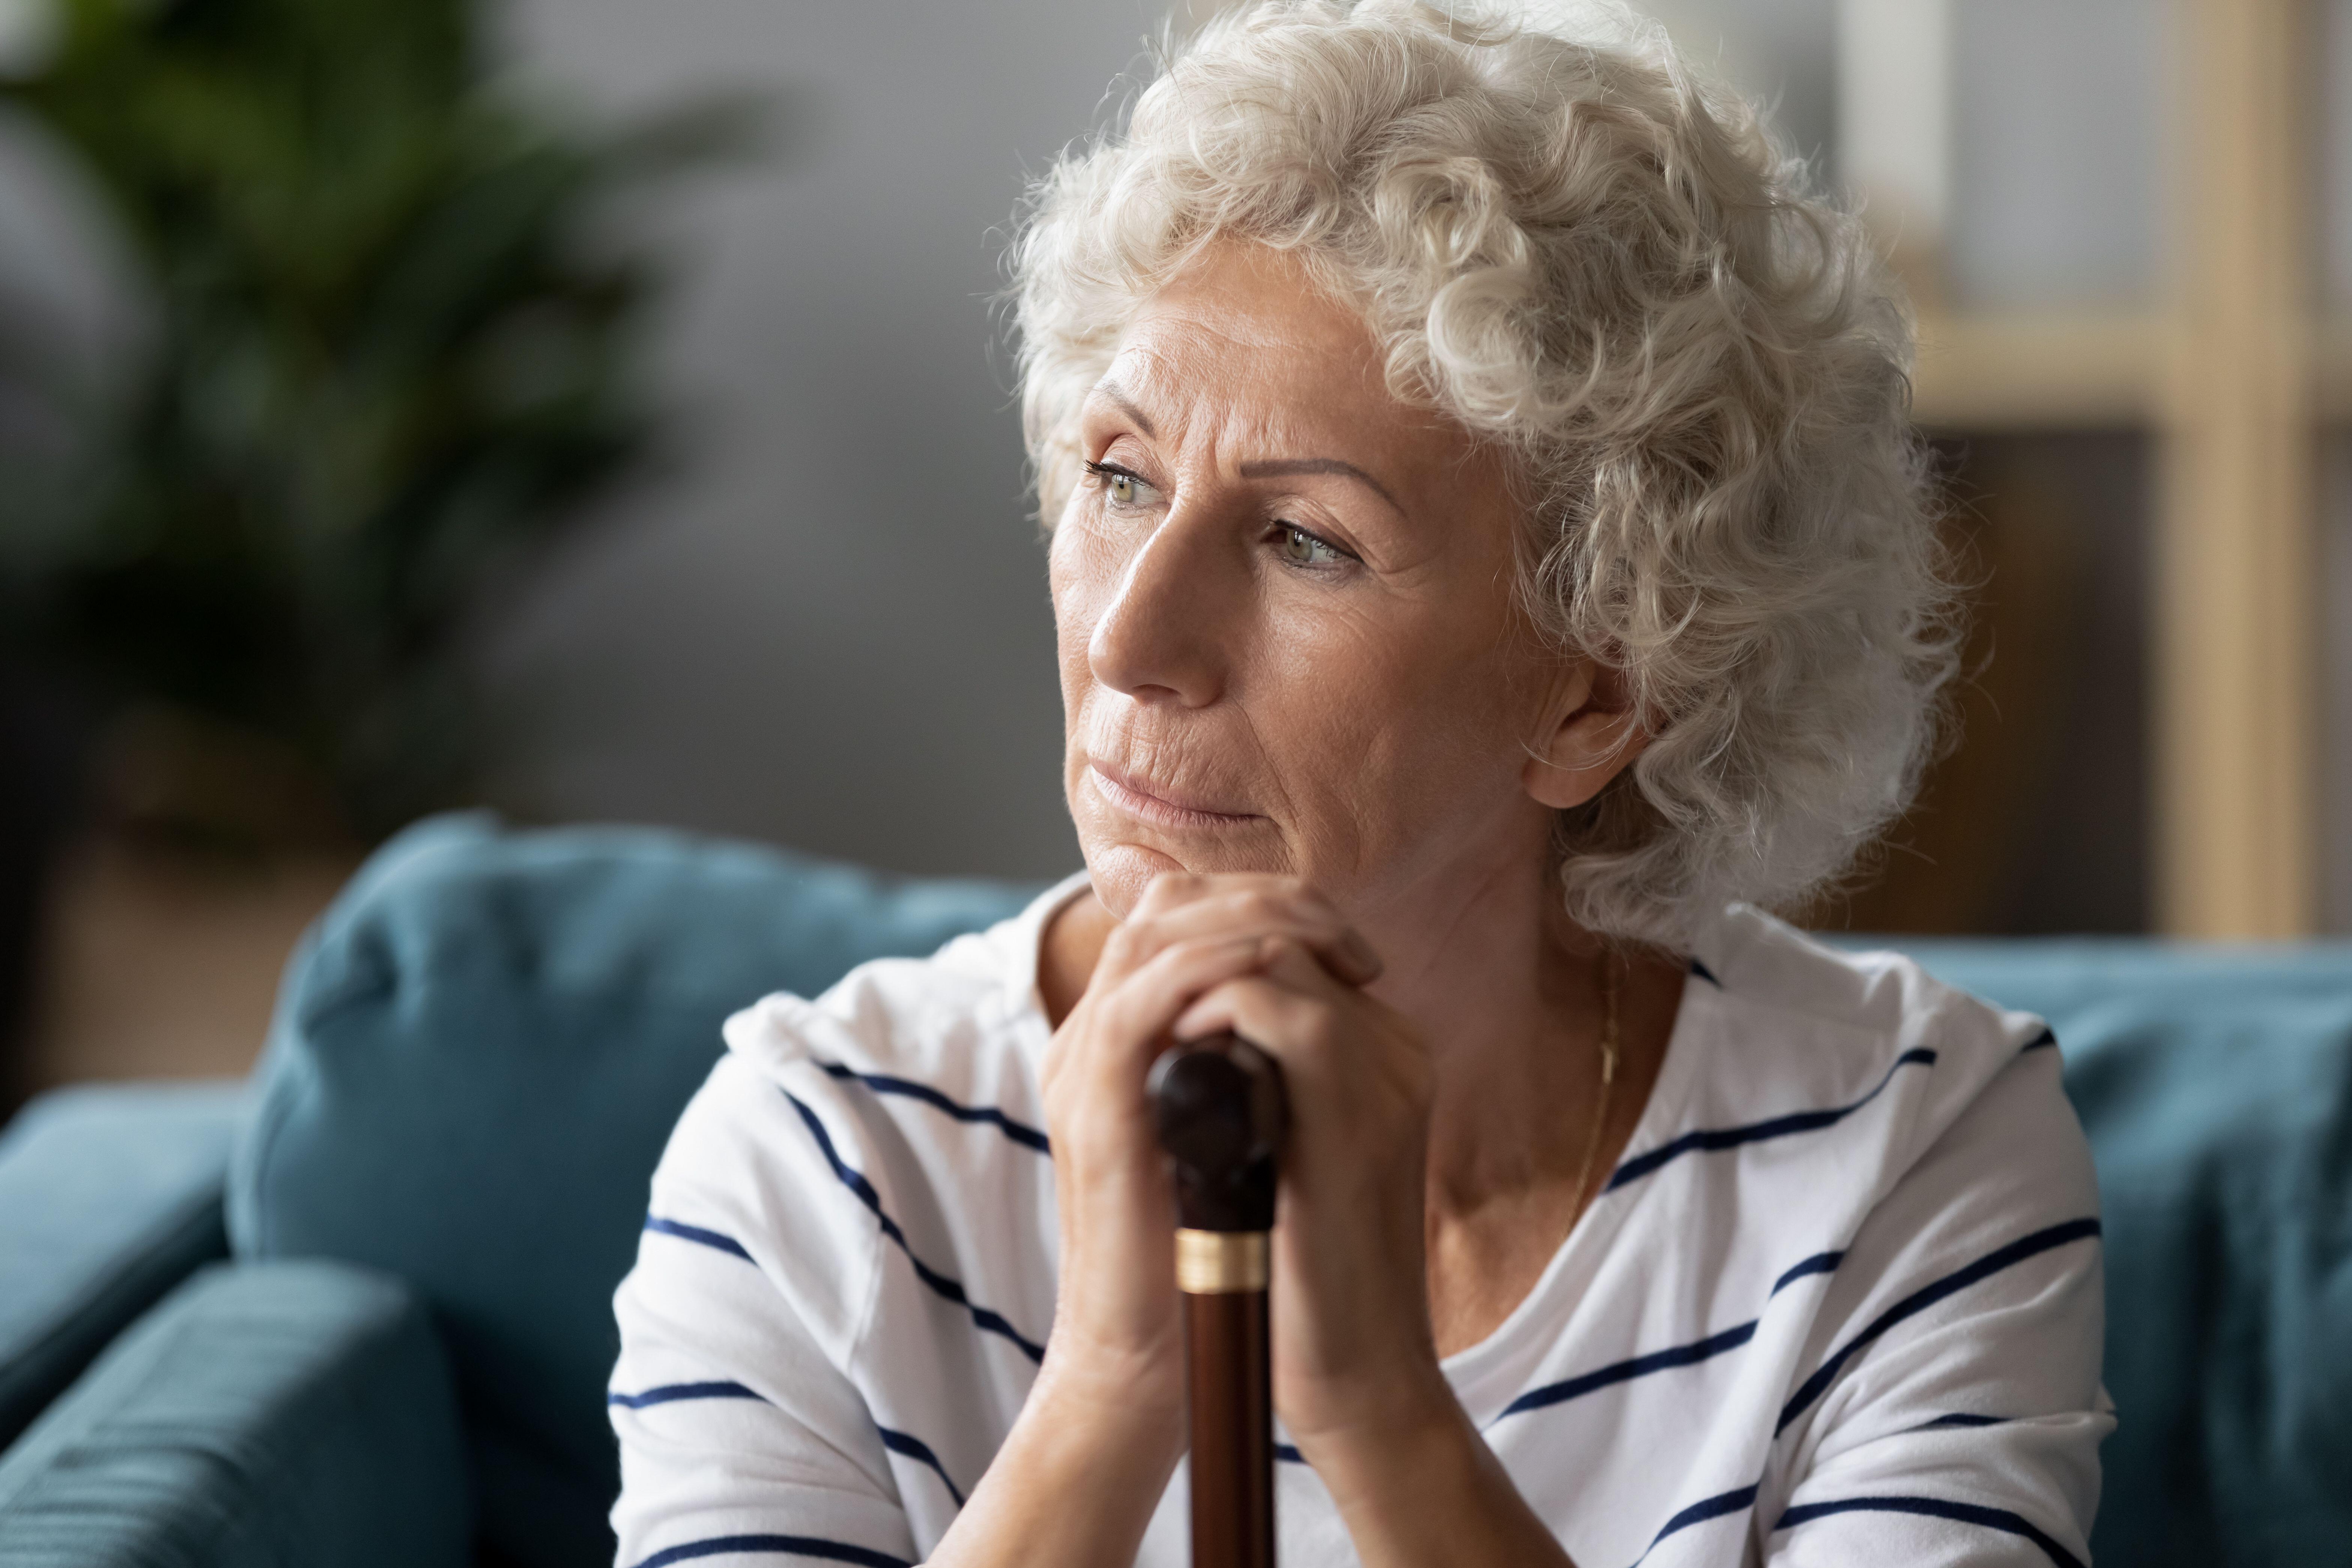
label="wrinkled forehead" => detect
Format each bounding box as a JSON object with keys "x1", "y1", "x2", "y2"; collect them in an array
[
  {"x1": 1078, "y1": 245, "x2": 1469, "y2": 478},
  {"x1": 1094, "y1": 260, "x2": 1385, "y2": 422}
]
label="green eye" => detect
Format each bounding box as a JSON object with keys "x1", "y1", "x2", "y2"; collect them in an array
[
  {"x1": 1279, "y1": 524, "x2": 1344, "y2": 567},
  {"x1": 1086, "y1": 461, "x2": 1150, "y2": 508}
]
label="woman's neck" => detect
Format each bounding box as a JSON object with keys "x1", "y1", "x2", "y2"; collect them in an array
[
  {"x1": 1357, "y1": 859, "x2": 1678, "y2": 1219},
  {"x1": 1354, "y1": 858, "x2": 1684, "y2": 1356}
]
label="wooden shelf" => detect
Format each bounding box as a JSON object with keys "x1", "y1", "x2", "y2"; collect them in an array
[
  {"x1": 1911, "y1": 311, "x2": 2161, "y2": 430},
  {"x1": 1913, "y1": 312, "x2": 2352, "y2": 433}
]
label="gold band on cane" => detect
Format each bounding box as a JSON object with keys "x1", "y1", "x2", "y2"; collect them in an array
[{"x1": 1175, "y1": 1228, "x2": 1270, "y2": 1294}]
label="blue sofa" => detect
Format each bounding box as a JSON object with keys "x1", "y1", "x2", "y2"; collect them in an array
[{"x1": 0, "y1": 813, "x2": 2346, "y2": 1566}]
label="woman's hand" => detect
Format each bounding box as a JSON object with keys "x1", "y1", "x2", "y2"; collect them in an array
[
  {"x1": 1032, "y1": 871, "x2": 1385, "y2": 1423},
  {"x1": 1160, "y1": 887, "x2": 1451, "y2": 1456}
]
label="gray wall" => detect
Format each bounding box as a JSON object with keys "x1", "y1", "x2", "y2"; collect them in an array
[
  {"x1": 484, "y1": 0, "x2": 1174, "y2": 879},
  {"x1": 1945, "y1": 0, "x2": 2166, "y2": 310}
]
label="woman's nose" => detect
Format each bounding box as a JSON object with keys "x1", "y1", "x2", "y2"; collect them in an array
[{"x1": 1087, "y1": 505, "x2": 1235, "y2": 708}]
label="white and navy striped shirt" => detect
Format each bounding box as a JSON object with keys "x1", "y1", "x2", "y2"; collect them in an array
[{"x1": 611, "y1": 875, "x2": 2109, "y2": 1568}]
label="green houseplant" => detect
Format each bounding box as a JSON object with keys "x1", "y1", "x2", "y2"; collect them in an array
[{"x1": 0, "y1": 0, "x2": 745, "y2": 842}]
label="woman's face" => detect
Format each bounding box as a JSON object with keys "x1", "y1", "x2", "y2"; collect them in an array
[{"x1": 1051, "y1": 242, "x2": 1587, "y2": 925}]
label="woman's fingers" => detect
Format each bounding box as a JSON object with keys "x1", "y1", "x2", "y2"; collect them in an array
[
  {"x1": 1171, "y1": 935, "x2": 1348, "y2": 1042},
  {"x1": 1078, "y1": 934, "x2": 1293, "y2": 1080},
  {"x1": 1048, "y1": 932, "x2": 1298, "y2": 1127},
  {"x1": 1098, "y1": 875, "x2": 1382, "y2": 988},
  {"x1": 1173, "y1": 939, "x2": 1433, "y2": 1110}
]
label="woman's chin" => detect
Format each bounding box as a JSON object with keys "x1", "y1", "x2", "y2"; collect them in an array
[
  {"x1": 1080, "y1": 836, "x2": 1289, "y2": 918},
  {"x1": 1079, "y1": 843, "x2": 1180, "y2": 918}
]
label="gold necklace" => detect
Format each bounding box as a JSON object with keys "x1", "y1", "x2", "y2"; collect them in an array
[{"x1": 1567, "y1": 950, "x2": 1622, "y2": 1223}]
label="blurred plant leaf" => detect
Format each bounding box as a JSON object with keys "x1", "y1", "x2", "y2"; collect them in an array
[{"x1": 0, "y1": 0, "x2": 762, "y2": 838}]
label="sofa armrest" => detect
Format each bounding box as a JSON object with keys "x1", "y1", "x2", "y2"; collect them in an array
[
  {"x1": 0, "y1": 1259, "x2": 471, "y2": 1567},
  {"x1": 0, "y1": 1081, "x2": 245, "y2": 1447}
]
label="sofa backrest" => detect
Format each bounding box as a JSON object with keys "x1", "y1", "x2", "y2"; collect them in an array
[{"x1": 229, "y1": 815, "x2": 1036, "y2": 1568}]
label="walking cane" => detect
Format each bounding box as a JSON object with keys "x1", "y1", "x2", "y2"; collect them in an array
[{"x1": 1150, "y1": 1033, "x2": 1286, "y2": 1568}]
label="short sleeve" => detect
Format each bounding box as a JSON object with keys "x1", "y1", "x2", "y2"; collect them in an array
[
  {"x1": 610, "y1": 1052, "x2": 918, "y2": 1568},
  {"x1": 1762, "y1": 1038, "x2": 2111, "y2": 1567}
]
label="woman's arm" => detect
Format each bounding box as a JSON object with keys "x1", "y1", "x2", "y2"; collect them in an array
[
  {"x1": 1311, "y1": 1395, "x2": 1574, "y2": 1568},
  {"x1": 923, "y1": 1355, "x2": 1184, "y2": 1564},
  {"x1": 928, "y1": 873, "x2": 1387, "y2": 1567},
  {"x1": 612, "y1": 1055, "x2": 923, "y2": 1568},
  {"x1": 935, "y1": 1270, "x2": 1576, "y2": 1568},
  {"x1": 1759, "y1": 1039, "x2": 2108, "y2": 1566}
]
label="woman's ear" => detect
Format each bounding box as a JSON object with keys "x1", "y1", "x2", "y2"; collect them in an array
[{"x1": 1522, "y1": 661, "x2": 1650, "y2": 811}]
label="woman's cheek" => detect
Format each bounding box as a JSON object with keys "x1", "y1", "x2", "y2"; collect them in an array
[{"x1": 1052, "y1": 526, "x2": 1134, "y2": 663}]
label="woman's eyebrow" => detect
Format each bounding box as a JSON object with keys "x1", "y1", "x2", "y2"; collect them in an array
[
  {"x1": 1238, "y1": 457, "x2": 1405, "y2": 518},
  {"x1": 1089, "y1": 383, "x2": 1156, "y2": 438}
]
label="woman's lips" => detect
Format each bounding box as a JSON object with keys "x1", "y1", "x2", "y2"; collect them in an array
[{"x1": 1087, "y1": 760, "x2": 1260, "y2": 830}]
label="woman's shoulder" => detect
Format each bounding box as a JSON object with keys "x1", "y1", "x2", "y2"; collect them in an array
[
  {"x1": 635, "y1": 883, "x2": 1072, "y2": 1333},
  {"x1": 657, "y1": 875, "x2": 1071, "y2": 1220},
  {"x1": 719, "y1": 873, "x2": 1081, "y2": 1092},
  {"x1": 1690, "y1": 902, "x2": 2056, "y2": 1081},
  {"x1": 1663, "y1": 903, "x2": 2083, "y2": 1203}
]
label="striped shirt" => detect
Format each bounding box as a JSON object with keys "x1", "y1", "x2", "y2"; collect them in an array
[{"x1": 611, "y1": 875, "x2": 2110, "y2": 1568}]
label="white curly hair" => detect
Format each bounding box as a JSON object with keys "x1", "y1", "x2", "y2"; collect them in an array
[{"x1": 1009, "y1": 0, "x2": 1959, "y2": 949}]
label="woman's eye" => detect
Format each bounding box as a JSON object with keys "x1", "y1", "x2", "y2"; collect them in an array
[
  {"x1": 1085, "y1": 461, "x2": 1153, "y2": 509},
  {"x1": 1278, "y1": 524, "x2": 1346, "y2": 567}
]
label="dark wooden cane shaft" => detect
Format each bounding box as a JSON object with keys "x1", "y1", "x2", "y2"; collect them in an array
[{"x1": 1185, "y1": 1285, "x2": 1274, "y2": 1568}]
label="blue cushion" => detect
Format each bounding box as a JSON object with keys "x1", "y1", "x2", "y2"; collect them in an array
[
  {"x1": 0, "y1": 1259, "x2": 468, "y2": 1567},
  {"x1": 1871, "y1": 939, "x2": 2352, "y2": 1568},
  {"x1": 229, "y1": 813, "x2": 1039, "y2": 1568},
  {"x1": 0, "y1": 1081, "x2": 245, "y2": 1448}
]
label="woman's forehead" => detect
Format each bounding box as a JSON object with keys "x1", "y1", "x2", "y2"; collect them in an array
[
  {"x1": 1090, "y1": 275, "x2": 1449, "y2": 458},
  {"x1": 1087, "y1": 338, "x2": 1390, "y2": 446},
  {"x1": 1127, "y1": 246, "x2": 1373, "y2": 364}
]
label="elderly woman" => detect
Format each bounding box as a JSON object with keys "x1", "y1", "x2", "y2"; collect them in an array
[{"x1": 609, "y1": 5, "x2": 2107, "y2": 1566}]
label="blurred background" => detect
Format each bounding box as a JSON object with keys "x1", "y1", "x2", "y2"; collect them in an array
[{"x1": 0, "y1": 0, "x2": 2344, "y2": 1108}]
